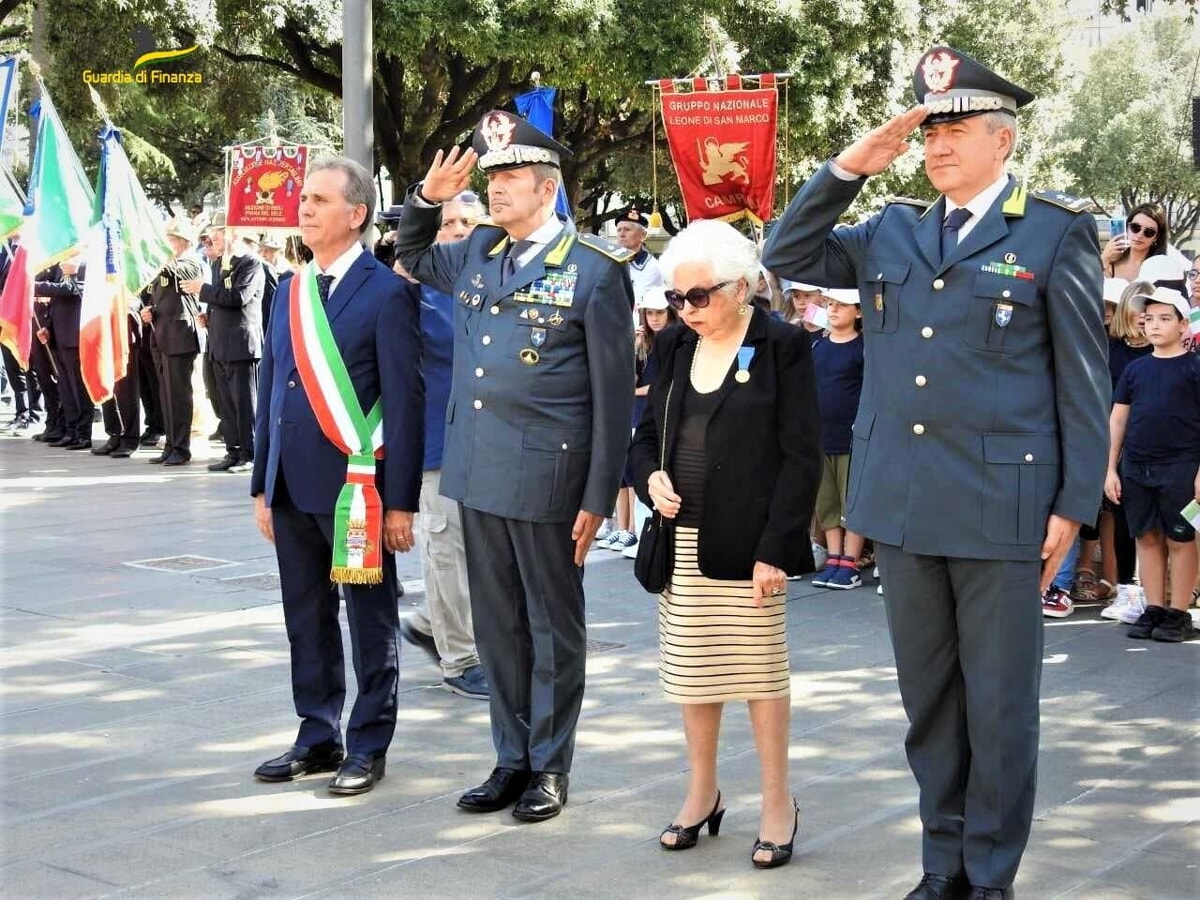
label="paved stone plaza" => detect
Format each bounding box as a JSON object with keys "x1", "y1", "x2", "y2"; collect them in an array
[{"x1": 1, "y1": 432, "x2": 1196, "y2": 899}]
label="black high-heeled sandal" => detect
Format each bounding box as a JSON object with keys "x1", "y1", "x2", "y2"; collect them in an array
[
  {"x1": 751, "y1": 798, "x2": 799, "y2": 869},
  {"x1": 659, "y1": 791, "x2": 725, "y2": 851}
]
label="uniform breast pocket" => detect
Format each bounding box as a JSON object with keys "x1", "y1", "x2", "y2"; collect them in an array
[
  {"x1": 520, "y1": 426, "x2": 591, "y2": 514},
  {"x1": 860, "y1": 259, "x2": 909, "y2": 334},
  {"x1": 965, "y1": 273, "x2": 1036, "y2": 353},
  {"x1": 981, "y1": 433, "x2": 1060, "y2": 545}
]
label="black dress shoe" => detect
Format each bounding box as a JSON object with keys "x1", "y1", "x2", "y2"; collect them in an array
[
  {"x1": 109, "y1": 443, "x2": 138, "y2": 458},
  {"x1": 49, "y1": 435, "x2": 75, "y2": 447},
  {"x1": 254, "y1": 743, "x2": 344, "y2": 782},
  {"x1": 512, "y1": 771, "x2": 568, "y2": 822},
  {"x1": 139, "y1": 431, "x2": 163, "y2": 447},
  {"x1": 67, "y1": 438, "x2": 94, "y2": 450},
  {"x1": 399, "y1": 618, "x2": 440, "y2": 665},
  {"x1": 34, "y1": 429, "x2": 63, "y2": 442},
  {"x1": 967, "y1": 889, "x2": 1013, "y2": 900},
  {"x1": 148, "y1": 451, "x2": 170, "y2": 464},
  {"x1": 91, "y1": 437, "x2": 120, "y2": 456},
  {"x1": 906, "y1": 874, "x2": 970, "y2": 900},
  {"x1": 207, "y1": 454, "x2": 238, "y2": 472},
  {"x1": 328, "y1": 754, "x2": 385, "y2": 795},
  {"x1": 457, "y1": 767, "x2": 531, "y2": 812},
  {"x1": 162, "y1": 451, "x2": 191, "y2": 466}
]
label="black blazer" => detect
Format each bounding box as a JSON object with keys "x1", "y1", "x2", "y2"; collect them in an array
[
  {"x1": 35, "y1": 265, "x2": 84, "y2": 349},
  {"x1": 200, "y1": 253, "x2": 265, "y2": 362},
  {"x1": 148, "y1": 254, "x2": 204, "y2": 356},
  {"x1": 629, "y1": 308, "x2": 822, "y2": 580}
]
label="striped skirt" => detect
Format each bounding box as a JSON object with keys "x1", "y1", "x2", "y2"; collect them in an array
[{"x1": 658, "y1": 526, "x2": 791, "y2": 703}]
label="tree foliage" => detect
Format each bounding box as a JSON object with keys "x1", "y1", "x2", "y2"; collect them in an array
[{"x1": 1058, "y1": 12, "x2": 1200, "y2": 240}]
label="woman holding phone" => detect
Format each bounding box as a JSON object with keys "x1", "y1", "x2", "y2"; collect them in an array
[{"x1": 1103, "y1": 204, "x2": 1168, "y2": 280}]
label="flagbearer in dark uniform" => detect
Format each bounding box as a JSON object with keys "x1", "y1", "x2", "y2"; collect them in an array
[
  {"x1": 143, "y1": 218, "x2": 204, "y2": 466},
  {"x1": 763, "y1": 48, "x2": 1109, "y2": 900},
  {"x1": 397, "y1": 111, "x2": 635, "y2": 823}
]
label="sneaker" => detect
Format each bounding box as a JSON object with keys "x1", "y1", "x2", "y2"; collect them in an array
[
  {"x1": 607, "y1": 530, "x2": 637, "y2": 551},
  {"x1": 811, "y1": 543, "x2": 829, "y2": 572},
  {"x1": 877, "y1": 583, "x2": 884, "y2": 596},
  {"x1": 1127, "y1": 605, "x2": 1168, "y2": 640},
  {"x1": 1101, "y1": 584, "x2": 1146, "y2": 623},
  {"x1": 1041, "y1": 585, "x2": 1073, "y2": 618},
  {"x1": 398, "y1": 618, "x2": 440, "y2": 666},
  {"x1": 810, "y1": 558, "x2": 842, "y2": 588},
  {"x1": 443, "y1": 664, "x2": 490, "y2": 699},
  {"x1": 621, "y1": 538, "x2": 640, "y2": 560},
  {"x1": 594, "y1": 518, "x2": 615, "y2": 543},
  {"x1": 1150, "y1": 608, "x2": 1196, "y2": 643},
  {"x1": 825, "y1": 564, "x2": 862, "y2": 590},
  {"x1": 2, "y1": 411, "x2": 34, "y2": 435}
]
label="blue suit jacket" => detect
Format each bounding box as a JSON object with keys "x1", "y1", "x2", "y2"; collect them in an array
[
  {"x1": 250, "y1": 250, "x2": 424, "y2": 515},
  {"x1": 763, "y1": 166, "x2": 1109, "y2": 561}
]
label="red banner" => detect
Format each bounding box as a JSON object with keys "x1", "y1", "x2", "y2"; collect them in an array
[
  {"x1": 227, "y1": 144, "x2": 308, "y2": 228},
  {"x1": 659, "y1": 77, "x2": 777, "y2": 226}
]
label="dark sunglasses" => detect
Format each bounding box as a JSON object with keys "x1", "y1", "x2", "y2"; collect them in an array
[
  {"x1": 1128, "y1": 221, "x2": 1158, "y2": 239},
  {"x1": 665, "y1": 281, "x2": 733, "y2": 310}
]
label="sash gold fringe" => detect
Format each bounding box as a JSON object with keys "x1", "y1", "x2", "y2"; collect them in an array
[{"x1": 330, "y1": 566, "x2": 383, "y2": 585}]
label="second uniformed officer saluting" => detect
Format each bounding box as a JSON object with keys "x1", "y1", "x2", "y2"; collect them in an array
[
  {"x1": 398, "y1": 112, "x2": 634, "y2": 823},
  {"x1": 763, "y1": 48, "x2": 1109, "y2": 899}
]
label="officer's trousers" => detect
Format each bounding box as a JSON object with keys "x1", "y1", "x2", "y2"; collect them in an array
[
  {"x1": 875, "y1": 544, "x2": 1043, "y2": 890},
  {"x1": 460, "y1": 506, "x2": 586, "y2": 774}
]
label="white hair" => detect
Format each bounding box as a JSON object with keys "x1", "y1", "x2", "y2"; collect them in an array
[{"x1": 659, "y1": 219, "x2": 759, "y2": 296}]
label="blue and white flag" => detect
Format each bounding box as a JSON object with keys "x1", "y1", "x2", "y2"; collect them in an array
[{"x1": 515, "y1": 87, "x2": 571, "y2": 218}]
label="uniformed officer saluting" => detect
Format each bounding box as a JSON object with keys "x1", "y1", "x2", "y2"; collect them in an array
[
  {"x1": 397, "y1": 111, "x2": 635, "y2": 823},
  {"x1": 764, "y1": 48, "x2": 1109, "y2": 900}
]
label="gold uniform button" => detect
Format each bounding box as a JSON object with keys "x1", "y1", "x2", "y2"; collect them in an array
[
  {"x1": 481, "y1": 335, "x2": 492, "y2": 345},
  {"x1": 921, "y1": 326, "x2": 934, "y2": 339},
  {"x1": 933, "y1": 278, "x2": 945, "y2": 290},
  {"x1": 475, "y1": 367, "x2": 484, "y2": 378},
  {"x1": 490, "y1": 305, "x2": 500, "y2": 315},
  {"x1": 915, "y1": 375, "x2": 927, "y2": 387},
  {"x1": 473, "y1": 399, "x2": 483, "y2": 410},
  {"x1": 1024, "y1": 453, "x2": 1034, "y2": 462},
  {"x1": 912, "y1": 423, "x2": 925, "y2": 435}
]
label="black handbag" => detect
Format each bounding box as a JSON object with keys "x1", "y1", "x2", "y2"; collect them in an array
[{"x1": 634, "y1": 380, "x2": 674, "y2": 593}]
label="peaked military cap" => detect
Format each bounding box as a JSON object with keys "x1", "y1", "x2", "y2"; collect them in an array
[
  {"x1": 616, "y1": 208, "x2": 649, "y2": 229},
  {"x1": 472, "y1": 110, "x2": 573, "y2": 173},
  {"x1": 915, "y1": 46, "x2": 1035, "y2": 125}
]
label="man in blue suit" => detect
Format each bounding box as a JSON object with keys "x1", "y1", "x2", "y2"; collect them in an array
[
  {"x1": 764, "y1": 48, "x2": 1109, "y2": 900},
  {"x1": 250, "y1": 156, "x2": 424, "y2": 796}
]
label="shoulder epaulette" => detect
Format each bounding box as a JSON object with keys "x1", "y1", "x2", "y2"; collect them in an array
[
  {"x1": 577, "y1": 232, "x2": 635, "y2": 263},
  {"x1": 1032, "y1": 190, "x2": 1091, "y2": 214},
  {"x1": 885, "y1": 196, "x2": 931, "y2": 210}
]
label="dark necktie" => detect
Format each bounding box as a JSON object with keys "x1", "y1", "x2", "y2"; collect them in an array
[
  {"x1": 941, "y1": 207, "x2": 973, "y2": 261},
  {"x1": 316, "y1": 273, "x2": 334, "y2": 305},
  {"x1": 503, "y1": 240, "x2": 534, "y2": 280}
]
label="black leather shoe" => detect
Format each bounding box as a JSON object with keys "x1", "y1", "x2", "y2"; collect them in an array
[
  {"x1": 511, "y1": 771, "x2": 568, "y2": 822},
  {"x1": 254, "y1": 743, "x2": 344, "y2": 783},
  {"x1": 328, "y1": 754, "x2": 385, "y2": 795},
  {"x1": 967, "y1": 889, "x2": 1013, "y2": 900},
  {"x1": 139, "y1": 431, "x2": 163, "y2": 447},
  {"x1": 162, "y1": 451, "x2": 191, "y2": 467},
  {"x1": 399, "y1": 618, "x2": 440, "y2": 665},
  {"x1": 67, "y1": 438, "x2": 94, "y2": 450},
  {"x1": 457, "y1": 767, "x2": 531, "y2": 812},
  {"x1": 34, "y1": 429, "x2": 63, "y2": 442},
  {"x1": 109, "y1": 443, "x2": 138, "y2": 458},
  {"x1": 207, "y1": 454, "x2": 238, "y2": 472},
  {"x1": 49, "y1": 435, "x2": 76, "y2": 447},
  {"x1": 906, "y1": 874, "x2": 970, "y2": 900},
  {"x1": 91, "y1": 437, "x2": 120, "y2": 456}
]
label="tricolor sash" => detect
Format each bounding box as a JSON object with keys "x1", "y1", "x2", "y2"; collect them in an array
[{"x1": 289, "y1": 266, "x2": 386, "y2": 584}]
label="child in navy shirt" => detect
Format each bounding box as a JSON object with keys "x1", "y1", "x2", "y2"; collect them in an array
[
  {"x1": 1106, "y1": 287, "x2": 1200, "y2": 642},
  {"x1": 809, "y1": 289, "x2": 865, "y2": 590}
]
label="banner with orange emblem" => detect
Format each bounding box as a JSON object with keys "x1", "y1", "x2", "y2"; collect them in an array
[
  {"x1": 658, "y1": 75, "x2": 778, "y2": 226},
  {"x1": 226, "y1": 144, "x2": 308, "y2": 229}
]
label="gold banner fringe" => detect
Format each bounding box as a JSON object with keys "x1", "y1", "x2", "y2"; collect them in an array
[{"x1": 330, "y1": 566, "x2": 383, "y2": 586}]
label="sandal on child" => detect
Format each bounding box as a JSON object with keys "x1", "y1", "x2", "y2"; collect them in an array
[{"x1": 1070, "y1": 570, "x2": 1105, "y2": 604}]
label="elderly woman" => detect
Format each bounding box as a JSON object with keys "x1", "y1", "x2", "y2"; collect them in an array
[{"x1": 629, "y1": 220, "x2": 821, "y2": 869}]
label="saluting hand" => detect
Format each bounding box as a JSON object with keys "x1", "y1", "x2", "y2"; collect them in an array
[
  {"x1": 420, "y1": 146, "x2": 479, "y2": 203},
  {"x1": 835, "y1": 106, "x2": 929, "y2": 178}
]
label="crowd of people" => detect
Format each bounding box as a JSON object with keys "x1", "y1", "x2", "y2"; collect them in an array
[{"x1": 3, "y1": 40, "x2": 1198, "y2": 900}]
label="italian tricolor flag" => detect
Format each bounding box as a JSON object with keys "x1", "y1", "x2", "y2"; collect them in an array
[{"x1": 290, "y1": 267, "x2": 386, "y2": 584}]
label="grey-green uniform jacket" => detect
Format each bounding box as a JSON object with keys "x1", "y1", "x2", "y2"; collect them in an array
[{"x1": 763, "y1": 164, "x2": 1109, "y2": 561}]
